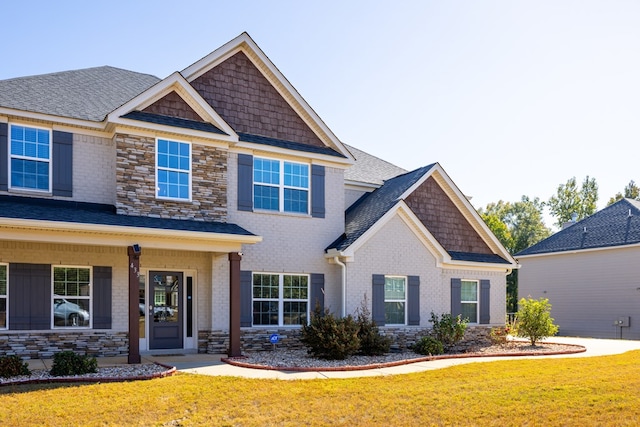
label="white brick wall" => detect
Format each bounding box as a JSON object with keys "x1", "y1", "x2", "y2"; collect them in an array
[{"x1": 73, "y1": 133, "x2": 115, "y2": 204}]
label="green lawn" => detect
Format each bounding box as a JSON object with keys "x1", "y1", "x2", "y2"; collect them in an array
[{"x1": 2, "y1": 351, "x2": 640, "y2": 426}]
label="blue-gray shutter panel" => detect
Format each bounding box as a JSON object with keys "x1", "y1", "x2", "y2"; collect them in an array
[
  {"x1": 311, "y1": 164, "x2": 325, "y2": 218},
  {"x1": 240, "y1": 270, "x2": 253, "y2": 327},
  {"x1": 451, "y1": 278, "x2": 462, "y2": 318},
  {"x1": 9, "y1": 263, "x2": 51, "y2": 330},
  {"x1": 93, "y1": 266, "x2": 112, "y2": 329},
  {"x1": 0, "y1": 123, "x2": 7, "y2": 191},
  {"x1": 237, "y1": 154, "x2": 253, "y2": 211},
  {"x1": 407, "y1": 275, "x2": 420, "y2": 325},
  {"x1": 479, "y1": 280, "x2": 491, "y2": 324},
  {"x1": 372, "y1": 274, "x2": 386, "y2": 326},
  {"x1": 310, "y1": 273, "x2": 325, "y2": 313},
  {"x1": 52, "y1": 130, "x2": 73, "y2": 197}
]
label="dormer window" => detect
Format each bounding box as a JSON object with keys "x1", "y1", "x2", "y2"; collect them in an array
[
  {"x1": 9, "y1": 124, "x2": 51, "y2": 192},
  {"x1": 156, "y1": 139, "x2": 191, "y2": 201},
  {"x1": 253, "y1": 157, "x2": 309, "y2": 214}
]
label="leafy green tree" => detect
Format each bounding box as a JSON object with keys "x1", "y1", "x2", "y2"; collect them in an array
[
  {"x1": 607, "y1": 180, "x2": 640, "y2": 206},
  {"x1": 515, "y1": 297, "x2": 559, "y2": 346},
  {"x1": 547, "y1": 176, "x2": 598, "y2": 227}
]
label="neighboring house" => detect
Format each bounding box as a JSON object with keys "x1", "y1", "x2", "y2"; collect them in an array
[
  {"x1": 517, "y1": 198, "x2": 640, "y2": 340},
  {"x1": 0, "y1": 33, "x2": 517, "y2": 359}
]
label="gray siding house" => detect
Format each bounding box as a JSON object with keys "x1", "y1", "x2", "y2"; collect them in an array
[{"x1": 517, "y1": 198, "x2": 640, "y2": 340}]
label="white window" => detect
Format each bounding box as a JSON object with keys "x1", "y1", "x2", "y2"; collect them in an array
[
  {"x1": 384, "y1": 276, "x2": 406, "y2": 325},
  {"x1": 156, "y1": 139, "x2": 191, "y2": 201},
  {"x1": 461, "y1": 280, "x2": 478, "y2": 323},
  {"x1": 53, "y1": 266, "x2": 91, "y2": 328},
  {"x1": 9, "y1": 124, "x2": 51, "y2": 192},
  {"x1": 0, "y1": 264, "x2": 7, "y2": 329},
  {"x1": 252, "y1": 273, "x2": 309, "y2": 326},
  {"x1": 253, "y1": 157, "x2": 309, "y2": 214}
]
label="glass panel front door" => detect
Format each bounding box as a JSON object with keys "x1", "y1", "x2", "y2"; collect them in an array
[{"x1": 149, "y1": 271, "x2": 183, "y2": 349}]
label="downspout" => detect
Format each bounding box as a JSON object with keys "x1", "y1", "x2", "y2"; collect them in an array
[{"x1": 333, "y1": 256, "x2": 347, "y2": 317}]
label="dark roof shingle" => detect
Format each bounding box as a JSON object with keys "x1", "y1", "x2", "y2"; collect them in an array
[{"x1": 343, "y1": 144, "x2": 407, "y2": 185}]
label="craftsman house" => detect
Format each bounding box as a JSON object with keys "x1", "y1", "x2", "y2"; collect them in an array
[{"x1": 0, "y1": 33, "x2": 516, "y2": 359}]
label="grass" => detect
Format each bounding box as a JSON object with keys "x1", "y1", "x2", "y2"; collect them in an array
[{"x1": 2, "y1": 351, "x2": 640, "y2": 426}]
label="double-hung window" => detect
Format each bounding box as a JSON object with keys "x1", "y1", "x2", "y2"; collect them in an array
[
  {"x1": 10, "y1": 124, "x2": 51, "y2": 192},
  {"x1": 0, "y1": 264, "x2": 7, "y2": 329},
  {"x1": 253, "y1": 157, "x2": 309, "y2": 214},
  {"x1": 461, "y1": 280, "x2": 478, "y2": 323},
  {"x1": 156, "y1": 139, "x2": 191, "y2": 201},
  {"x1": 252, "y1": 273, "x2": 309, "y2": 326},
  {"x1": 53, "y1": 266, "x2": 91, "y2": 328},
  {"x1": 384, "y1": 276, "x2": 406, "y2": 325}
]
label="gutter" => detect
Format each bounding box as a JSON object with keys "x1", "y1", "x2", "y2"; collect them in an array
[{"x1": 333, "y1": 256, "x2": 347, "y2": 317}]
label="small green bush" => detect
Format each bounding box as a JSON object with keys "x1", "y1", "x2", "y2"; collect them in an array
[
  {"x1": 50, "y1": 351, "x2": 98, "y2": 377},
  {"x1": 515, "y1": 297, "x2": 559, "y2": 346},
  {"x1": 300, "y1": 306, "x2": 360, "y2": 360},
  {"x1": 412, "y1": 336, "x2": 444, "y2": 355},
  {"x1": 0, "y1": 355, "x2": 31, "y2": 378},
  {"x1": 355, "y1": 299, "x2": 391, "y2": 356},
  {"x1": 430, "y1": 312, "x2": 468, "y2": 350}
]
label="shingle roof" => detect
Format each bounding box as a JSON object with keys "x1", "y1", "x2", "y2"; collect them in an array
[
  {"x1": 238, "y1": 133, "x2": 346, "y2": 157},
  {"x1": 326, "y1": 164, "x2": 435, "y2": 252},
  {"x1": 0, "y1": 195, "x2": 255, "y2": 237},
  {"x1": 343, "y1": 143, "x2": 407, "y2": 185},
  {"x1": 449, "y1": 251, "x2": 511, "y2": 264},
  {"x1": 516, "y1": 198, "x2": 640, "y2": 256},
  {"x1": 0, "y1": 66, "x2": 160, "y2": 121},
  {"x1": 122, "y1": 111, "x2": 227, "y2": 135}
]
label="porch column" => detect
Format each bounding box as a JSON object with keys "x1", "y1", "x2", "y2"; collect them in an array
[
  {"x1": 127, "y1": 246, "x2": 141, "y2": 364},
  {"x1": 228, "y1": 252, "x2": 242, "y2": 357}
]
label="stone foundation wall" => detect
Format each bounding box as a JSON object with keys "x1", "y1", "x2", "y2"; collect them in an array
[
  {"x1": 198, "y1": 326, "x2": 493, "y2": 354},
  {"x1": 0, "y1": 332, "x2": 129, "y2": 359}
]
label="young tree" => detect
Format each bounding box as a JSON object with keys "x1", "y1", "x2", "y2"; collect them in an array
[
  {"x1": 515, "y1": 297, "x2": 559, "y2": 346},
  {"x1": 607, "y1": 180, "x2": 640, "y2": 206},
  {"x1": 547, "y1": 176, "x2": 598, "y2": 227}
]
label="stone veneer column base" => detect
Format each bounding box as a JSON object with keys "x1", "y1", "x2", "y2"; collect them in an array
[{"x1": 0, "y1": 332, "x2": 129, "y2": 359}]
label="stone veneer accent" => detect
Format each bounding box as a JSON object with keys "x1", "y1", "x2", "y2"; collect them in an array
[
  {"x1": 115, "y1": 133, "x2": 228, "y2": 222},
  {"x1": 0, "y1": 332, "x2": 129, "y2": 359},
  {"x1": 405, "y1": 177, "x2": 492, "y2": 254},
  {"x1": 198, "y1": 326, "x2": 492, "y2": 354}
]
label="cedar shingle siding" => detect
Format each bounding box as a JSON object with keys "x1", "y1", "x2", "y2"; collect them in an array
[
  {"x1": 143, "y1": 91, "x2": 205, "y2": 122},
  {"x1": 191, "y1": 52, "x2": 324, "y2": 147}
]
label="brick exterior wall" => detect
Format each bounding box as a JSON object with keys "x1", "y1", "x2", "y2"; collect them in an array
[
  {"x1": 405, "y1": 177, "x2": 492, "y2": 254},
  {"x1": 143, "y1": 91, "x2": 204, "y2": 122},
  {"x1": 115, "y1": 133, "x2": 228, "y2": 222},
  {"x1": 191, "y1": 51, "x2": 325, "y2": 148},
  {"x1": 73, "y1": 133, "x2": 116, "y2": 204}
]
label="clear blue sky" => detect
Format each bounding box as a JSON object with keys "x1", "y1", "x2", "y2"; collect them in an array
[{"x1": 2, "y1": 1, "x2": 639, "y2": 228}]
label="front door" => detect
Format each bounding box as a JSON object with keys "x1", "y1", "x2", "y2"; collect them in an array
[{"x1": 149, "y1": 271, "x2": 183, "y2": 350}]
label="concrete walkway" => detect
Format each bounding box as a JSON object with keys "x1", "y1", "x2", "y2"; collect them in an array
[{"x1": 24, "y1": 337, "x2": 640, "y2": 381}]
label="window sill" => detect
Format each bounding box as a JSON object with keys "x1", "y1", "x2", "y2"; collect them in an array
[
  {"x1": 251, "y1": 209, "x2": 311, "y2": 219},
  {"x1": 8, "y1": 188, "x2": 53, "y2": 197}
]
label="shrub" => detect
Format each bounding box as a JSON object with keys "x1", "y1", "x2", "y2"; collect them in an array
[
  {"x1": 0, "y1": 355, "x2": 31, "y2": 378},
  {"x1": 412, "y1": 336, "x2": 444, "y2": 356},
  {"x1": 429, "y1": 312, "x2": 468, "y2": 350},
  {"x1": 355, "y1": 298, "x2": 391, "y2": 356},
  {"x1": 515, "y1": 297, "x2": 559, "y2": 346},
  {"x1": 489, "y1": 326, "x2": 510, "y2": 346},
  {"x1": 50, "y1": 351, "x2": 98, "y2": 377},
  {"x1": 300, "y1": 305, "x2": 360, "y2": 360}
]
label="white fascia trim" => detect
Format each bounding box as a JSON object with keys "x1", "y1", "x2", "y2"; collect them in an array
[
  {"x1": 399, "y1": 164, "x2": 516, "y2": 264},
  {"x1": 0, "y1": 108, "x2": 106, "y2": 131},
  {"x1": 233, "y1": 141, "x2": 353, "y2": 167},
  {"x1": 181, "y1": 32, "x2": 354, "y2": 162},
  {"x1": 111, "y1": 123, "x2": 236, "y2": 146},
  {"x1": 516, "y1": 242, "x2": 640, "y2": 260},
  {"x1": 344, "y1": 180, "x2": 381, "y2": 191},
  {"x1": 439, "y1": 260, "x2": 516, "y2": 273},
  {"x1": 107, "y1": 72, "x2": 238, "y2": 140}
]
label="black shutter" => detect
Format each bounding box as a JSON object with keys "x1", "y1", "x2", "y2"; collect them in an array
[
  {"x1": 408, "y1": 275, "x2": 420, "y2": 325},
  {"x1": 479, "y1": 280, "x2": 491, "y2": 324},
  {"x1": 240, "y1": 270, "x2": 252, "y2": 327},
  {"x1": 310, "y1": 273, "x2": 325, "y2": 313},
  {"x1": 93, "y1": 266, "x2": 112, "y2": 329},
  {"x1": 52, "y1": 130, "x2": 73, "y2": 197},
  {"x1": 451, "y1": 278, "x2": 462, "y2": 317},
  {"x1": 9, "y1": 263, "x2": 51, "y2": 330},
  {"x1": 237, "y1": 154, "x2": 253, "y2": 211},
  {"x1": 0, "y1": 123, "x2": 7, "y2": 191},
  {"x1": 311, "y1": 164, "x2": 325, "y2": 218},
  {"x1": 372, "y1": 274, "x2": 386, "y2": 326}
]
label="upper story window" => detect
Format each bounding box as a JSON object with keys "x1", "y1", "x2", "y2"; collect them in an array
[
  {"x1": 253, "y1": 157, "x2": 309, "y2": 214},
  {"x1": 461, "y1": 280, "x2": 478, "y2": 323},
  {"x1": 0, "y1": 264, "x2": 7, "y2": 329},
  {"x1": 252, "y1": 273, "x2": 309, "y2": 326},
  {"x1": 384, "y1": 276, "x2": 407, "y2": 325},
  {"x1": 156, "y1": 139, "x2": 191, "y2": 201},
  {"x1": 10, "y1": 124, "x2": 51, "y2": 192},
  {"x1": 53, "y1": 266, "x2": 91, "y2": 328}
]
